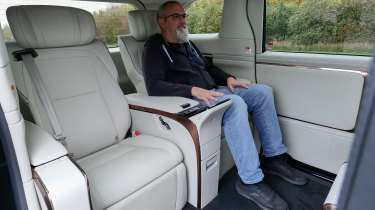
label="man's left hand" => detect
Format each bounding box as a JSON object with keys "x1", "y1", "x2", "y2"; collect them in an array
[{"x1": 227, "y1": 77, "x2": 251, "y2": 92}]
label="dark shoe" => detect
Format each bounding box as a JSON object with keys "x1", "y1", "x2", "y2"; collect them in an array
[
  {"x1": 235, "y1": 179, "x2": 289, "y2": 210},
  {"x1": 262, "y1": 154, "x2": 308, "y2": 185}
]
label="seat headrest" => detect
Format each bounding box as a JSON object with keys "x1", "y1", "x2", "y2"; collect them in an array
[
  {"x1": 6, "y1": 5, "x2": 96, "y2": 49},
  {"x1": 128, "y1": 10, "x2": 160, "y2": 41}
]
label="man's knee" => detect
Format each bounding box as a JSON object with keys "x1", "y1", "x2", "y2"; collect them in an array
[
  {"x1": 227, "y1": 95, "x2": 247, "y2": 113},
  {"x1": 251, "y1": 84, "x2": 274, "y2": 100}
]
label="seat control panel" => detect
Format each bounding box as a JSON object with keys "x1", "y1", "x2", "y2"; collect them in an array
[{"x1": 177, "y1": 98, "x2": 231, "y2": 118}]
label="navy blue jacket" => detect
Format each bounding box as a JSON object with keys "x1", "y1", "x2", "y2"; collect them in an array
[{"x1": 142, "y1": 34, "x2": 232, "y2": 98}]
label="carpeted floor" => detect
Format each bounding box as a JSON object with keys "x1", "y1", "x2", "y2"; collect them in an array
[{"x1": 183, "y1": 167, "x2": 331, "y2": 210}]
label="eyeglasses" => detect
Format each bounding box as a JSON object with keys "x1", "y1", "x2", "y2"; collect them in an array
[{"x1": 160, "y1": 13, "x2": 188, "y2": 20}]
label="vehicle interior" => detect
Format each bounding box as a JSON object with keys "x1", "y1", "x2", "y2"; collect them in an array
[{"x1": 0, "y1": 0, "x2": 373, "y2": 210}]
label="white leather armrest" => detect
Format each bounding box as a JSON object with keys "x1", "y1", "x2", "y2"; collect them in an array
[
  {"x1": 25, "y1": 121, "x2": 67, "y2": 166},
  {"x1": 128, "y1": 95, "x2": 231, "y2": 208},
  {"x1": 324, "y1": 163, "x2": 348, "y2": 210},
  {"x1": 125, "y1": 93, "x2": 199, "y2": 114}
]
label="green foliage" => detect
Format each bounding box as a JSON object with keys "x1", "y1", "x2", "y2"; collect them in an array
[
  {"x1": 266, "y1": 1, "x2": 295, "y2": 41},
  {"x1": 2, "y1": 25, "x2": 13, "y2": 42},
  {"x1": 93, "y1": 5, "x2": 135, "y2": 46},
  {"x1": 187, "y1": 0, "x2": 224, "y2": 34},
  {"x1": 266, "y1": 0, "x2": 375, "y2": 55},
  {"x1": 287, "y1": 0, "x2": 337, "y2": 45}
]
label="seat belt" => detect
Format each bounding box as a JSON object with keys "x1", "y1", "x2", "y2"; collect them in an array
[{"x1": 12, "y1": 48, "x2": 67, "y2": 146}]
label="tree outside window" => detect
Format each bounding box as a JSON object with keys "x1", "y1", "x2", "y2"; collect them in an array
[{"x1": 266, "y1": 0, "x2": 375, "y2": 56}]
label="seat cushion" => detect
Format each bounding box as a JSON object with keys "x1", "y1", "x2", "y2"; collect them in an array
[{"x1": 77, "y1": 134, "x2": 183, "y2": 209}]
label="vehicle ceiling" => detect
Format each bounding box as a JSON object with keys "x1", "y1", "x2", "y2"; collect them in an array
[{"x1": 80, "y1": 0, "x2": 194, "y2": 9}]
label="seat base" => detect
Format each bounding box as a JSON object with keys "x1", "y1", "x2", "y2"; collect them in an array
[
  {"x1": 108, "y1": 164, "x2": 187, "y2": 210},
  {"x1": 77, "y1": 135, "x2": 186, "y2": 210}
]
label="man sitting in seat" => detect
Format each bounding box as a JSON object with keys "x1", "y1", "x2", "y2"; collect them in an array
[{"x1": 143, "y1": 1, "x2": 307, "y2": 209}]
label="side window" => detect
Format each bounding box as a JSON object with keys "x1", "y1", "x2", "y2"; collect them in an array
[
  {"x1": 186, "y1": 0, "x2": 224, "y2": 34},
  {"x1": 265, "y1": 0, "x2": 375, "y2": 56},
  {"x1": 93, "y1": 5, "x2": 136, "y2": 47},
  {"x1": 0, "y1": 1, "x2": 136, "y2": 47}
]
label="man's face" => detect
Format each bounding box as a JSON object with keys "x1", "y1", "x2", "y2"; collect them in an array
[{"x1": 159, "y1": 3, "x2": 187, "y2": 35}]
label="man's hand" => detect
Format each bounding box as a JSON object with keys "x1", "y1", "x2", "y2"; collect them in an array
[
  {"x1": 191, "y1": 86, "x2": 224, "y2": 105},
  {"x1": 227, "y1": 77, "x2": 250, "y2": 92}
]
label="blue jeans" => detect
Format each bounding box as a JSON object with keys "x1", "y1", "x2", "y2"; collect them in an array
[{"x1": 213, "y1": 84, "x2": 287, "y2": 184}]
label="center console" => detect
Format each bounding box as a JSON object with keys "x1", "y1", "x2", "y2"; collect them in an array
[{"x1": 126, "y1": 94, "x2": 232, "y2": 208}]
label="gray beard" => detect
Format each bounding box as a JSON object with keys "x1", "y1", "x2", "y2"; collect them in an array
[{"x1": 176, "y1": 27, "x2": 189, "y2": 44}]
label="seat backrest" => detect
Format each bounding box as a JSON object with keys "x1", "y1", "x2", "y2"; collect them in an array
[
  {"x1": 7, "y1": 5, "x2": 131, "y2": 159},
  {"x1": 118, "y1": 10, "x2": 159, "y2": 94}
]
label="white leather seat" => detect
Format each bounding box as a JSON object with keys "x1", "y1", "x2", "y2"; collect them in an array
[
  {"x1": 7, "y1": 5, "x2": 187, "y2": 210},
  {"x1": 118, "y1": 10, "x2": 235, "y2": 178},
  {"x1": 78, "y1": 135, "x2": 184, "y2": 209},
  {"x1": 118, "y1": 10, "x2": 159, "y2": 94}
]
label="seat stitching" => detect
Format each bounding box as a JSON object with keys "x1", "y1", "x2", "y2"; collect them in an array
[
  {"x1": 91, "y1": 55, "x2": 122, "y2": 142},
  {"x1": 53, "y1": 90, "x2": 96, "y2": 101}
]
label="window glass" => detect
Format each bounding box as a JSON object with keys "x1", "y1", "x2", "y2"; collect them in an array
[
  {"x1": 186, "y1": 0, "x2": 224, "y2": 34},
  {"x1": 266, "y1": 0, "x2": 375, "y2": 56},
  {"x1": 0, "y1": 0, "x2": 136, "y2": 47}
]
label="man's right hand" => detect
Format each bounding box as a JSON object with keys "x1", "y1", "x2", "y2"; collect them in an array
[{"x1": 191, "y1": 86, "x2": 224, "y2": 105}]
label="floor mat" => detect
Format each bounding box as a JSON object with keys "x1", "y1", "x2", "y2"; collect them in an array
[{"x1": 183, "y1": 168, "x2": 331, "y2": 210}]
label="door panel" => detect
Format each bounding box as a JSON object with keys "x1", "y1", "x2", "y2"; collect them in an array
[
  {"x1": 279, "y1": 117, "x2": 353, "y2": 174},
  {"x1": 212, "y1": 58, "x2": 254, "y2": 83},
  {"x1": 257, "y1": 64, "x2": 364, "y2": 131},
  {"x1": 257, "y1": 52, "x2": 369, "y2": 173}
]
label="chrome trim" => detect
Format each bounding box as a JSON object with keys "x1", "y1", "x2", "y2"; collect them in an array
[
  {"x1": 256, "y1": 61, "x2": 368, "y2": 76},
  {"x1": 32, "y1": 169, "x2": 54, "y2": 210},
  {"x1": 32, "y1": 155, "x2": 93, "y2": 210},
  {"x1": 323, "y1": 203, "x2": 337, "y2": 210},
  {"x1": 69, "y1": 156, "x2": 93, "y2": 210}
]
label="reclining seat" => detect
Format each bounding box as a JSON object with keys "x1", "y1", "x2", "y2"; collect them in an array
[
  {"x1": 119, "y1": 10, "x2": 235, "y2": 177},
  {"x1": 7, "y1": 5, "x2": 187, "y2": 210},
  {"x1": 118, "y1": 10, "x2": 159, "y2": 94}
]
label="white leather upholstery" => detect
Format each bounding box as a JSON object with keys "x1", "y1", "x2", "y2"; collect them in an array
[
  {"x1": 78, "y1": 135, "x2": 183, "y2": 209},
  {"x1": 10, "y1": 40, "x2": 131, "y2": 159},
  {"x1": 34, "y1": 156, "x2": 91, "y2": 210},
  {"x1": 118, "y1": 10, "x2": 159, "y2": 94},
  {"x1": 7, "y1": 5, "x2": 96, "y2": 49},
  {"x1": 25, "y1": 121, "x2": 67, "y2": 166},
  {"x1": 107, "y1": 164, "x2": 187, "y2": 210},
  {"x1": 126, "y1": 93, "x2": 199, "y2": 113},
  {"x1": 7, "y1": 5, "x2": 186, "y2": 210},
  {"x1": 128, "y1": 10, "x2": 160, "y2": 41}
]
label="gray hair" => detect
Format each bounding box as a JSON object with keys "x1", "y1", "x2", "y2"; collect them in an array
[{"x1": 157, "y1": 1, "x2": 181, "y2": 19}]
